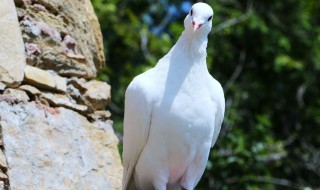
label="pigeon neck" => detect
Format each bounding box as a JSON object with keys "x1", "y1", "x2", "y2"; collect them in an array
[{"x1": 173, "y1": 30, "x2": 208, "y2": 63}]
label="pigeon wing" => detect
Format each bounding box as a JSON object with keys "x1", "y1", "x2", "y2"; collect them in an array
[
  {"x1": 211, "y1": 82, "x2": 225, "y2": 147},
  {"x1": 122, "y1": 79, "x2": 153, "y2": 190}
]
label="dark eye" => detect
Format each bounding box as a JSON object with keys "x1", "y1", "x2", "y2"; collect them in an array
[
  {"x1": 208, "y1": 15, "x2": 212, "y2": 21},
  {"x1": 190, "y1": 9, "x2": 193, "y2": 16}
]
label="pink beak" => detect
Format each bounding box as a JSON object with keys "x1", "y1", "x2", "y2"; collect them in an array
[{"x1": 192, "y1": 20, "x2": 203, "y2": 32}]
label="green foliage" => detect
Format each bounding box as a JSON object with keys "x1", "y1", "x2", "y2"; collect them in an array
[{"x1": 92, "y1": 0, "x2": 320, "y2": 189}]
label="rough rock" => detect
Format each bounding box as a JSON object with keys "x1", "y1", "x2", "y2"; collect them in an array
[
  {"x1": 0, "y1": 181, "x2": 4, "y2": 190},
  {"x1": 3, "y1": 88, "x2": 29, "y2": 102},
  {"x1": 0, "y1": 0, "x2": 26, "y2": 87},
  {"x1": 0, "y1": 172, "x2": 7, "y2": 181},
  {"x1": 40, "y1": 92, "x2": 88, "y2": 113},
  {"x1": 89, "y1": 110, "x2": 113, "y2": 132},
  {"x1": 0, "y1": 90, "x2": 28, "y2": 105},
  {"x1": 89, "y1": 110, "x2": 112, "y2": 121},
  {"x1": 66, "y1": 78, "x2": 111, "y2": 110},
  {"x1": 84, "y1": 0, "x2": 105, "y2": 70},
  {"x1": 67, "y1": 77, "x2": 88, "y2": 93},
  {"x1": 19, "y1": 84, "x2": 41, "y2": 95},
  {"x1": 83, "y1": 80, "x2": 111, "y2": 110},
  {"x1": 93, "y1": 120, "x2": 115, "y2": 133},
  {"x1": 0, "y1": 83, "x2": 6, "y2": 91},
  {"x1": 19, "y1": 85, "x2": 88, "y2": 113},
  {"x1": 0, "y1": 150, "x2": 7, "y2": 169},
  {"x1": 15, "y1": 0, "x2": 105, "y2": 78},
  {"x1": 0, "y1": 101, "x2": 122, "y2": 190},
  {"x1": 24, "y1": 65, "x2": 67, "y2": 92},
  {"x1": 0, "y1": 1, "x2": 122, "y2": 189}
]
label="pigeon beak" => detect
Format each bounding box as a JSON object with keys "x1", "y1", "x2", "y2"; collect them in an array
[{"x1": 192, "y1": 20, "x2": 204, "y2": 32}]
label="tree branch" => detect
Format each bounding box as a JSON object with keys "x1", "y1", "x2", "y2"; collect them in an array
[
  {"x1": 212, "y1": 8, "x2": 253, "y2": 34},
  {"x1": 224, "y1": 51, "x2": 246, "y2": 94},
  {"x1": 140, "y1": 29, "x2": 153, "y2": 61},
  {"x1": 254, "y1": 176, "x2": 298, "y2": 188}
]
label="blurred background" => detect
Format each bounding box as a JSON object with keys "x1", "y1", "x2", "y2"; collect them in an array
[{"x1": 91, "y1": 0, "x2": 320, "y2": 189}]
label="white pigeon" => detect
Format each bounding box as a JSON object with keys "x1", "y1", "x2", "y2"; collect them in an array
[{"x1": 122, "y1": 2, "x2": 225, "y2": 190}]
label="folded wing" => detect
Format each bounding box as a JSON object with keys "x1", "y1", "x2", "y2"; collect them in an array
[{"x1": 122, "y1": 80, "x2": 153, "y2": 190}]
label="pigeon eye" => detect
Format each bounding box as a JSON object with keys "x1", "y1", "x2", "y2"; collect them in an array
[
  {"x1": 190, "y1": 9, "x2": 193, "y2": 16},
  {"x1": 208, "y1": 16, "x2": 212, "y2": 21}
]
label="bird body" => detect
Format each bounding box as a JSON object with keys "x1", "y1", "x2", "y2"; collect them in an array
[{"x1": 123, "y1": 3, "x2": 225, "y2": 190}]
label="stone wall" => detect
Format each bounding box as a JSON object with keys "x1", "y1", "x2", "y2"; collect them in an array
[{"x1": 0, "y1": 0, "x2": 122, "y2": 189}]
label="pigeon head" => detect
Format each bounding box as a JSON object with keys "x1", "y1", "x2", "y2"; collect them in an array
[{"x1": 184, "y1": 2, "x2": 214, "y2": 34}]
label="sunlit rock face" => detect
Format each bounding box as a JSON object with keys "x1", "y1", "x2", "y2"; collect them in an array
[
  {"x1": 15, "y1": 0, "x2": 105, "y2": 78},
  {"x1": 0, "y1": 0, "x2": 122, "y2": 190}
]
